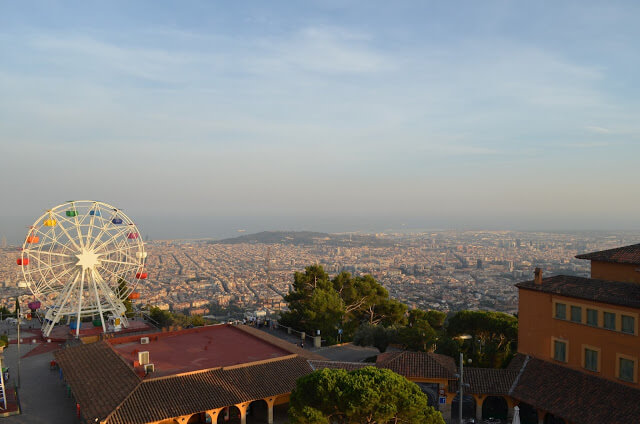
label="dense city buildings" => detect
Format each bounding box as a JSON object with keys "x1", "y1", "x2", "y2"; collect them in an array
[{"x1": 2, "y1": 230, "x2": 639, "y2": 319}]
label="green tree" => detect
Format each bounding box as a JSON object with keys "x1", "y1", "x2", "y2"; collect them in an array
[
  {"x1": 334, "y1": 273, "x2": 407, "y2": 327},
  {"x1": 117, "y1": 278, "x2": 134, "y2": 317},
  {"x1": 148, "y1": 307, "x2": 173, "y2": 328},
  {"x1": 289, "y1": 367, "x2": 444, "y2": 424},
  {"x1": 447, "y1": 310, "x2": 518, "y2": 368},
  {"x1": 353, "y1": 323, "x2": 398, "y2": 353},
  {"x1": 280, "y1": 265, "x2": 345, "y2": 343},
  {"x1": 395, "y1": 310, "x2": 438, "y2": 352}
]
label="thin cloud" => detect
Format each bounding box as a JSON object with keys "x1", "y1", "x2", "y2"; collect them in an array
[{"x1": 585, "y1": 126, "x2": 612, "y2": 134}]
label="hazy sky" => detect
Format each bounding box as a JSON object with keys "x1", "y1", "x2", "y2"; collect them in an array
[{"x1": 1, "y1": 1, "x2": 639, "y2": 240}]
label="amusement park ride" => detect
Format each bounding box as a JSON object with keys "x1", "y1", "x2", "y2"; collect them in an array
[{"x1": 16, "y1": 201, "x2": 147, "y2": 338}]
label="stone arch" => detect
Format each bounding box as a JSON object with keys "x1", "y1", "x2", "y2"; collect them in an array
[
  {"x1": 517, "y1": 402, "x2": 538, "y2": 424},
  {"x1": 247, "y1": 399, "x2": 268, "y2": 423},
  {"x1": 482, "y1": 396, "x2": 508, "y2": 420},
  {"x1": 544, "y1": 412, "x2": 566, "y2": 424},
  {"x1": 187, "y1": 412, "x2": 215, "y2": 423},
  {"x1": 217, "y1": 406, "x2": 241, "y2": 424},
  {"x1": 451, "y1": 394, "x2": 476, "y2": 422}
]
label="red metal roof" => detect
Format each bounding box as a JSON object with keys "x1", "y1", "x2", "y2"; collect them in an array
[{"x1": 109, "y1": 324, "x2": 293, "y2": 377}]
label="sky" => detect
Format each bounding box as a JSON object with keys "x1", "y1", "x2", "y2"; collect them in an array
[{"x1": 1, "y1": 1, "x2": 639, "y2": 241}]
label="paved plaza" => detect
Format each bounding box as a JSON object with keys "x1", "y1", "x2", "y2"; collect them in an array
[{"x1": 1, "y1": 324, "x2": 79, "y2": 423}]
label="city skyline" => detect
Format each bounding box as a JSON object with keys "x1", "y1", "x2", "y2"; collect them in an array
[{"x1": 1, "y1": 1, "x2": 639, "y2": 241}]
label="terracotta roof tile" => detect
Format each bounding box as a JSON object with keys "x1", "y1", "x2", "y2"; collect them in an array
[
  {"x1": 376, "y1": 351, "x2": 457, "y2": 379},
  {"x1": 576, "y1": 243, "x2": 640, "y2": 265},
  {"x1": 510, "y1": 357, "x2": 640, "y2": 424},
  {"x1": 55, "y1": 342, "x2": 141, "y2": 422},
  {"x1": 516, "y1": 275, "x2": 640, "y2": 308},
  {"x1": 106, "y1": 356, "x2": 313, "y2": 424},
  {"x1": 449, "y1": 368, "x2": 518, "y2": 395}
]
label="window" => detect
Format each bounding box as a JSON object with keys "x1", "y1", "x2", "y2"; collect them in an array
[
  {"x1": 584, "y1": 348, "x2": 598, "y2": 372},
  {"x1": 553, "y1": 340, "x2": 567, "y2": 362},
  {"x1": 571, "y1": 306, "x2": 582, "y2": 323},
  {"x1": 604, "y1": 312, "x2": 616, "y2": 330},
  {"x1": 619, "y1": 358, "x2": 635, "y2": 382},
  {"x1": 555, "y1": 303, "x2": 566, "y2": 320},
  {"x1": 621, "y1": 315, "x2": 635, "y2": 334},
  {"x1": 586, "y1": 309, "x2": 598, "y2": 326}
]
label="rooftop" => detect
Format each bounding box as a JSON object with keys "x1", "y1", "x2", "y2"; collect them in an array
[
  {"x1": 516, "y1": 274, "x2": 640, "y2": 309},
  {"x1": 576, "y1": 243, "x2": 640, "y2": 265},
  {"x1": 511, "y1": 356, "x2": 640, "y2": 424},
  {"x1": 109, "y1": 324, "x2": 295, "y2": 377}
]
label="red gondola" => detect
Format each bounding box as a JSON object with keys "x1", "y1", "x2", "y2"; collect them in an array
[
  {"x1": 136, "y1": 272, "x2": 148, "y2": 279},
  {"x1": 127, "y1": 233, "x2": 139, "y2": 239},
  {"x1": 17, "y1": 258, "x2": 29, "y2": 266},
  {"x1": 128, "y1": 292, "x2": 140, "y2": 300}
]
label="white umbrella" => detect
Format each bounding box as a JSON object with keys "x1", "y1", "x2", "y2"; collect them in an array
[{"x1": 512, "y1": 405, "x2": 521, "y2": 424}]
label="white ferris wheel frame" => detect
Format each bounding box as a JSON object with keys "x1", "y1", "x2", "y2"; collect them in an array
[{"x1": 20, "y1": 200, "x2": 147, "y2": 337}]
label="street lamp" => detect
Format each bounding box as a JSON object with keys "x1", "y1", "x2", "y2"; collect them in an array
[
  {"x1": 16, "y1": 281, "x2": 28, "y2": 389},
  {"x1": 456, "y1": 352, "x2": 472, "y2": 424}
]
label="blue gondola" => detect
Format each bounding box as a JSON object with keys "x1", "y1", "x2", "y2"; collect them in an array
[
  {"x1": 89, "y1": 210, "x2": 101, "y2": 216},
  {"x1": 112, "y1": 218, "x2": 123, "y2": 224}
]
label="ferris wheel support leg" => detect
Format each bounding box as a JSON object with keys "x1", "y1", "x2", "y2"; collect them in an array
[
  {"x1": 75, "y1": 269, "x2": 85, "y2": 338},
  {"x1": 42, "y1": 270, "x2": 81, "y2": 337},
  {"x1": 90, "y1": 269, "x2": 107, "y2": 333}
]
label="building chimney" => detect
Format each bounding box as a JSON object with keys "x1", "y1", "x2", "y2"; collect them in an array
[{"x1": 534, "y1": 268, "x2": 542, "y2": 285}]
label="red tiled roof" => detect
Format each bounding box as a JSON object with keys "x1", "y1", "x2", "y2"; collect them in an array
[
  {"x1": 54, "y1": 342, "x2": 141, "y2": 423},
  {"x1": 106, "y1": 356, "x2": 313, "y2": 424},
  {"x1": 376, "y1": 351, "x2": 457, "y2": 379},
  {"x1": 449, "y1": 368, "x2": 518, "y2": 395},
  {"x1": 576, "y1": 243, "x2": 640, "y2": 265},
  {"x1": 516, "y1": 275, "x2": 640, "y2": 309},
  {"x1": 510, "y1": 357, "x2": 640, "y2": 424}
]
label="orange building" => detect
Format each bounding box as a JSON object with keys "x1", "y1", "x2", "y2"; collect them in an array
[{"x1": 517, "y1": 244, "x2": 640, "y2": 388}]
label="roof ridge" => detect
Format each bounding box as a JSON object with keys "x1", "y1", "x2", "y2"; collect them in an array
[
  {"x1": 103, "y1": 340, "x2": 144, "y2": 380},
  {"x1": 103, "y1": 378, "x2": 144, "y2": 424},
  {"x1": 508, "y1": 355, "x2": 530, "y2": 395},
  {"x1": 143, "y1": 365, "x2": 223, "y2": 382},
  {"x1": 222, "y1": 353, "x2": 298, "y2": 370}
]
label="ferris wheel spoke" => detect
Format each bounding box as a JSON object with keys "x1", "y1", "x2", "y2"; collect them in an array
[
  {"x1": 32, "y1": 226, "x2": 74, "y2": 253},
  {"x1": 85, "y1": 203, "x2": 103, "y2": 247},
  {"x1": 87, "y1": 208, "x2": 123, "y2": 250},
  {"x1": 23, "y1": 249, "x2": 73, "y2": 259},
  {"x1": 88, "y1": 272, "x2": 106, "y2": 331},
  {"x1": 68, "y1": 202, "x2": 86, "y2": 249},
  {"x1": 49, "y1": 210, "x2": 83, "y2": 251},
  {"x1": 100, "y1": 258, "x2": 140, "y2": 267},
  {"x1": 74, "y1": 268, "x2": 86, "y2": 335},
  {"x1": 97, "y1": 265, "x2": 136, "y2": 290},
  {"x1": 24, "y1": 254, "x2": 75, "y2": 271},
  {"x1": 93, "y1": 226, "x2": 133, "y2": 253}
]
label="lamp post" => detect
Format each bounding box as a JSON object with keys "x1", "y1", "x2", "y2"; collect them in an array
[
  {"x1": 16, "y1": 281, "x2": 28, "y2": 389},
  {"x1": 457, "y1": 352, "x2": 472, "y2": 424},
  {"x1": 459, "y1": 353, "x2": 464, "y2": 424}
]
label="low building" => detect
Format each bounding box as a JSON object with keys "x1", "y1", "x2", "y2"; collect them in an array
[{"x1": 55, "y1": 324, "x2": 323, "y2": 424}]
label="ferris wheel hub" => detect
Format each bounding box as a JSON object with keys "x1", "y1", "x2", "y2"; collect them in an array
[{"x1": 75, "y1": 249, "x2": 101, "y2": 270}]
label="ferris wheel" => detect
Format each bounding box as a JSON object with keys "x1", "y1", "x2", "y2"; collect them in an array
[{"x1": 18, "y1": 201, "x2": 147, "y2": 337}]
